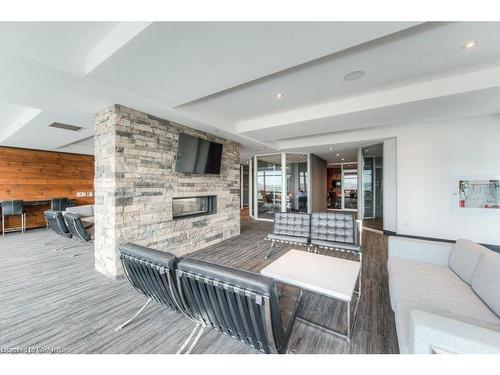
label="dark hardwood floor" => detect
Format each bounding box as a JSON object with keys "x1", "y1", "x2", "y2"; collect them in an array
[{"x1": 0, "y1": 216, "x2": 398, "y2": 354}]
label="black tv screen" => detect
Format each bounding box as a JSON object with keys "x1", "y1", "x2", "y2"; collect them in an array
[{"x1": 176, "y1": 133, "x2": 223, "y2": 174}]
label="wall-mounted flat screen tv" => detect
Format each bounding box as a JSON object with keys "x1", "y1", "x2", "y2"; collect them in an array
[{"x1": 176, "y1": 133, "x2": 223, "y2": 174}]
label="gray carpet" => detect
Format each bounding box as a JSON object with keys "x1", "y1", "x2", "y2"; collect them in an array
[{"x1": 0, "y1": 217, "x2": 398, "y2": 354}]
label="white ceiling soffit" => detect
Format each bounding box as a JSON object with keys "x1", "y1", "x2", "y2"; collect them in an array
[
  {"x1": 0, "y1": 22, "x2": 120, "y2": 75},
  {"x1": 276, "y1": 86, "x2": 500, "y2": 151},
  {"x1": 55, "y1": 136, "x2": 95, "y2": 155},
  {"x1": 0, "y1": 101, "x2": 42, "y2": 143},
  {"x1": 0, "y1": 48, "x2": 271, "y2": 152},
  {"x1": 240, "y1": 66, "x2": 500, "y2": 142},
  {"x1": 88, "y1": 22, "x2": 419, "y2": 108}
]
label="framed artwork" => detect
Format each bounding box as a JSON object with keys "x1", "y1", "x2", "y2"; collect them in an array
[{"x1": 451, "y1": 176, "x2": 500, "y2": 211}]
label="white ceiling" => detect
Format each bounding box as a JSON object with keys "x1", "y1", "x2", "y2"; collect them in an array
[
  {"x1": 0, "y1": 22, "x2": 120, "y2": 75},
  {"x1": 180, "y1": 22, "x2": 500, "y2": 126},
  {"x1": 89, "y1": 22, "x2": 415, "y2": 108},
  {"x1": 0, "y1": 21, "x2": 499, "y2": 162},
  {"x1": 287, "y1": 139, "x2": 385, "y2": 164}
]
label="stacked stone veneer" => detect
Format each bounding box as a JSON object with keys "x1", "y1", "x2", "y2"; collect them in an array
[{"x1": 94, "y1": 105, "x2": 240, "y2": 278}]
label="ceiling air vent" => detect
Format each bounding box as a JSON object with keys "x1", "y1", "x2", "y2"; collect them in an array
[{"x1": 49, "y1": 122, "x2": 83, "y2": 131}]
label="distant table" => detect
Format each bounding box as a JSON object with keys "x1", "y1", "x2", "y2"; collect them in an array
[{"x1": 260, "y1": 249, "x2": 361, "y2": 341}]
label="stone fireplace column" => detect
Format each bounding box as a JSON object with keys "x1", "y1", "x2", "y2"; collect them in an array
[
  {"x1": 94, "y1": 105, "x2": 240, "y2": 279},
  {"x1": 94, "y1": 105, "x2": 123, "y2": 278}
]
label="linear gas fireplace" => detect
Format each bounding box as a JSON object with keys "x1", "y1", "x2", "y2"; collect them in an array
[{"x1": 172, "y1": 196, "x2": 217, "y2": 219}]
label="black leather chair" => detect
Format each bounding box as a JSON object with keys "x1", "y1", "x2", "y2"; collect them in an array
[
  {"x1": 63, "y1": 212, "x2": 93, "y2": 243},
  {"x1": 265, "y1": 212, "x2": 311, "y2": 259},
  {"x1": 43, "y1": 210, "x2": 76, "y2": 250},
  {"x1": 175, "y1": 258, "x2": 302, "y2": 354},
  {"x1": 44, "y1": 210, "x2": 72, "y2": 239},
  {"x1": 310, "y1": 212, "x2": 362, "y2": 260},
  {"x1": 116, "y1": 243, "x2": 187, "y2": 331},
  {"x1": 1, "y1": 200, "x2": 26, "y2": 235},
  {"x1": 51, "y1": 197, "x2": 69, "y2": 211}
]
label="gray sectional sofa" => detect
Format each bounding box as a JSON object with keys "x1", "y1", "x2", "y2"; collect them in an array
[
  {"x1": 388, "y1": 237, "x2": 500, "y2": 353},
  {"x1": 65, "y1": 204, "x2": 94, "y2": 218}
]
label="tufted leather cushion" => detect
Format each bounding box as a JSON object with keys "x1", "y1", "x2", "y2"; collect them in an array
[
  {"x1": 310, "y1": 212, "x2": 357, "y2": 245},
  {"x1": 272, "y1": 212, "x2": 311, "y2": 239}
]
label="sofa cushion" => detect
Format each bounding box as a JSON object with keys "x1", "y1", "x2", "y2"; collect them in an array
[
  {"x1": 388, "y1": 257, "x2": 499, "y2": 326},
  {"x1": 448, "y1": 239, "x2": 487, "y2": 284},
  {"x1": 388, "y1": 257, "x2": 464, "y2": 311},
  {"x1": 394, "y1": 300, "x2": 500, "y2": 354},
  {"x1": 471, "y1": 250, "x2": 500, "y2": 318},
  {"x1": 65, "y1": 204, "x2": 94, "y2": 218}
]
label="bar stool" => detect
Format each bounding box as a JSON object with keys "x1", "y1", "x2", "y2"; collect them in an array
[
  {"x1": 51, "y1": 197, "x2": 69, "y2": 211},
  {"x1": 1, "y1": 200, "x2": 26, "y2": 236}
]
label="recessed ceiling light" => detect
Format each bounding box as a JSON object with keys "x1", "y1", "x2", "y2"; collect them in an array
[
  {"x1": 343, "y1": 71, "x2": 365, "y2": 81},
  {"x1": 276, "y1": 92, "x2": 284, "y2": 100},
  {"x1": 463, "y1": 40, "x2": 479, "y2": 49}
]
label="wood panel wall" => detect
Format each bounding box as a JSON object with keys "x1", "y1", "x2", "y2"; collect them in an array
[{"x1": 0, "y1": 146, "x2": 94, "y2": 229}]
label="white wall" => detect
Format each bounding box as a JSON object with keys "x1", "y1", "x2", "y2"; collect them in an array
[
  {"x1": 396, "y1": 116, "x2": 500, "y2": 245},
  {"x1": 383, "y1": 138, "x2": 397, "y2": 233}
]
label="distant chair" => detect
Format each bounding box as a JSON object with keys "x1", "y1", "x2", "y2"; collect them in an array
[
  {"x1": 310, "y1": 212, "x2": 362, "y2": 261},
  {"x1": 265, "y1": 212, "x2": 311, "y2": 259},
  {"x1": 63, "y1": 212, "x2": 93, "y2": 243},
  {"x1": 43, "y1": 210, "x2": 74, "y2": 250},
  {"x1": 51, "y1": 197, "x2": 69, "y2": 211},
  {"x1": 1, "y1": 200, "x2": 26, "y2": 236}
]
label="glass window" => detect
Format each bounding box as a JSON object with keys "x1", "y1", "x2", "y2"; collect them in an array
[
  {"x1": 256, "y1": 154, "x2": 282, "y2": 220},
  {"x1": 343, "y1": 163, "x2": 358, "y2": 210}
]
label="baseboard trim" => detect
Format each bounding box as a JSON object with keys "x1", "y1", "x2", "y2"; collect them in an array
[{"x1": 383, "y1": 231, "x2": 500, "y2": 253}]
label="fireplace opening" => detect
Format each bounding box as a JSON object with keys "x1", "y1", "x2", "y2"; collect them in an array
[{"x1": 172, "y1": 196, "x2": 217, "y2": 219}]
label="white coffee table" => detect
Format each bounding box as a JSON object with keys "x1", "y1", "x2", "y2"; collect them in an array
[{"x1": 260, "y1": 249, "x2": 361, "y2": 341}]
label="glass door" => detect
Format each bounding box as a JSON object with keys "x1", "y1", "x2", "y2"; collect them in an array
[
  {"x1": 363, "y1": 157, "x2": 375, "y2": 218},
  {"x1": 256, "y1": 154, "x2": 282, "y2": 220},
  {"x1": 358, "y1": 142, "x2": 384, "y2": 229},
  {"x1": 285, "y1": 153, "x2": 308, "y2": 213}
]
